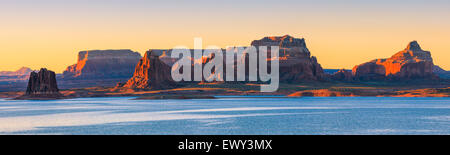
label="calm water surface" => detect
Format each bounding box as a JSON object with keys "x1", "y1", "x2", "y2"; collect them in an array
[{"x1": 0, "y1": 97, "x2": 449, "y2": 135}]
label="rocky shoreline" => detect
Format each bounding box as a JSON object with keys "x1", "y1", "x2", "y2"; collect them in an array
[
  {"x1": 1, "y1": 81, "x2": 448, "y2": 100},
  {"x1": 133, "y1": 95, "x2": 216, "y2": 100}
]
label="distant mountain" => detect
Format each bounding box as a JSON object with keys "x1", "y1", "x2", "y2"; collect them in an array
[
  {"x1": 118, "y1": 50, "x2": 177, "y2": 90},
  {"x1": 0, "y1": 67, "x2": 33, "y2": 82},
  {"x1": 433, "y1": 65, "x2": 450, "y2": 79},
  {"x1": 0, "y1": 67, "x2": 32, "y2": 76}
]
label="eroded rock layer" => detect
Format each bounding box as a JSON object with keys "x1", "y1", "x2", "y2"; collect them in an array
[
  {"x1": 352, "y1": 41, "x2": 437, "y2": 81},
  {"x1": 251, "y1": 35, "x2": 325, "y2": 82},
  {"x1": 331, "y1": 69, "x2": 353, "y2": 81},
  {"x1": 122, "y1": 51, "x2": 177, "y2": 90},
  {"x1": 62, "y1": 50, "x2": 141, "y2": 79}
]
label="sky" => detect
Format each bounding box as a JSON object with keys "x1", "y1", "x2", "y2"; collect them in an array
[{"x1": 0, "y1": 0, "x2": 449, "y2": 73}]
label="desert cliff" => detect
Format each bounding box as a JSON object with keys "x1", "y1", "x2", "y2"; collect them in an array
[
  {"x1": 63, "y1": 49, "x2": 142, "y2": 79},
  {"x1": 120, "y1": 50, "x2": 177, "y2": 90},
  {"x1": 353, "y1": 41, "x2": 437, "y2": 81}
]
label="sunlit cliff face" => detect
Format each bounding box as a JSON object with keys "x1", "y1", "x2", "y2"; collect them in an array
[
  {"x1": 352, "y1": 41, "x2": 435, "y2": 80},
  {"x1": 379, "y1": 41, "x2": 433, "y2": 76}
]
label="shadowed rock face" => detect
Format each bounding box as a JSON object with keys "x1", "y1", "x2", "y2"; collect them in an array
[
  {"x1": 62, "y1": 50, "x2": 141, "y2": 79},
  {"x1": 331, "y1": 69, "x2": 353, "y2": 81},
  {"x1": 433, "y1": 65, "x2": 450, "y2": 79},
  {"x1": 139, "y1": 35, "x2": 325, "y2": 83},
  {"x1": 122, "y1": 51, "x2": 176, "y2": 90},
  {"x1": 26, "y1": 68, "x2": 60, "y2": 95},
  {"x1": 353, "y1": 41, "x2": 437, "y2": 81},
  {"x1": 14, "y1": 68, "x2": 64, "y2": 100},
  {"x1": 251, "y1": 35, "x2": 325, "y2": 82}
]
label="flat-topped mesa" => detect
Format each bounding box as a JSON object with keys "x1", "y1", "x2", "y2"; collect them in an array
[
  {"x1": 121, "y1": 50, "x2": 177, "y2": 90},
  {"x1": 353, "y1": 41, "x2": 437, "y2": 81},
  {"x1": 251, "y1": 35, "x2": 325, "y2": 82},
  {"x1": 15, "y1": 68, "x2": 63, "y2": 100},
  {"x1": 62, "y1": 49, "x2": 142, "y2": 79}
]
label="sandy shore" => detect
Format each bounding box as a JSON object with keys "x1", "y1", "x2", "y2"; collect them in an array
[{"x1": 1, "y1": 82, "x2": 449, "y2": 100}]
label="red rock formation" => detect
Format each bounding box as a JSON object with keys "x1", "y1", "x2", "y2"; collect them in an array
[
  {"x1": 62, "y1": 50, "x2": 141, "y2": 79},
  {"x1": 331, "y1": 69, "x2": 353, "y2": 81},
  {"x1": 15, "y1": 68, "x2": 63, "y2": 99},
  {"x1": 251, "y1": 35, "x2": 325, "y2": 82},
  {"x1": 433, "y1": 65, "x2": 450, "y2": 79},
  {"x1": 122, "y1": 50, "x2": 177, "y2": 90},
  {"x1": 352, "y1": 61, "x2": 386, "y2": 81},
  {"x1": 143, "y1": 35, "x2": 326, "y2": 83},
  {"x1": 158, "y1": 50, "x2": 179, "y2": 66},
  {"x1": 353, "y1": 41, "x2": 437, "y2": 81},
  {"x1": 251, "y1": 35, "x2": 308, "y2": 48}
]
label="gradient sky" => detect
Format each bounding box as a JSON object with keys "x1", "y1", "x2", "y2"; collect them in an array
[{"x1": 1, "y1": 0, "x2": 449, "y2": 73}]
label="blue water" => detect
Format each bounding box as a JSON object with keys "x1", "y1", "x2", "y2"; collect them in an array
[{"x1": 0, "y1": 97, "x2": 449, "y2": 135}]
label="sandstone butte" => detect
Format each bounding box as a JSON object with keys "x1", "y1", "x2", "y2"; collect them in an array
[
  {"x1": 251, "y1": 35, "x2": 326, "y2": 82},
  {"x1": 62, "y1": 49, "x2": 142, "y2": 79},
  {"x1": 352, "y1": 41, "x2": 437, "y2": 81},
  {"x1": 119, "y1": 50, "x2": 177, "y2": 90},
  {"x1": 15, "y1": 68, "x2": 64, "y2": 100},
  {"x1": 146, "y1": 35, "x2": 326, "y2": 83}
]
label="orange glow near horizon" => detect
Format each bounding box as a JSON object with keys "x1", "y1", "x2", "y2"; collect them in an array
[{"x1": 1, "y1": 0, "x2": 449, "y2": 73}]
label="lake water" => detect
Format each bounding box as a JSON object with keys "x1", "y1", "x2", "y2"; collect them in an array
[{"x1": 0, "y1": 97, "x2": 449, "y2": 135}]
